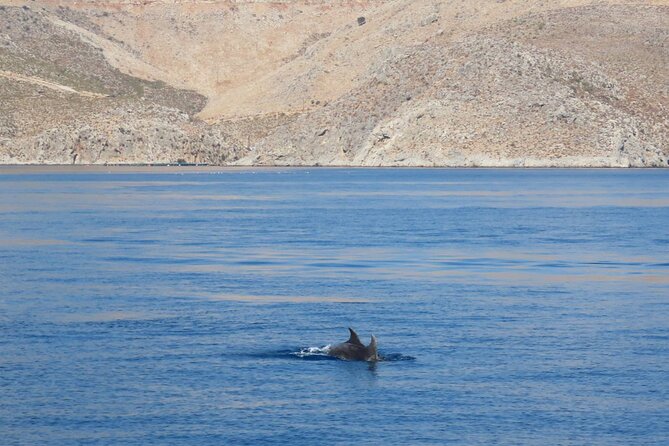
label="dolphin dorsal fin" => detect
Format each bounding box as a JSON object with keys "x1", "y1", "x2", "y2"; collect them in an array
[
  {"x1": 368, "y1": 335, "x2": 377, "y2": 350},
  {"x1": 367, "y1": 335, "x2": 379, "y2": 361},
  {"x1": 346, "y1": 328, "x2": 364, "y2": 346}
]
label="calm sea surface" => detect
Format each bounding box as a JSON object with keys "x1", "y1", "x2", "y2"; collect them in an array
[{"x1": 1, "y1": 167, "x2": 668, "y2": 445}]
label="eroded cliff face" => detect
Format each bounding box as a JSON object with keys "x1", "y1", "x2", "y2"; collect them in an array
[{"x1": 1, "y1": 0, "x2": 667, "y2": 166}]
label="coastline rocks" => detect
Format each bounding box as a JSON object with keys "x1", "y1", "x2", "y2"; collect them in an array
[{"x1": 1, "y1": 105, "x2": 245, "y2": 165}]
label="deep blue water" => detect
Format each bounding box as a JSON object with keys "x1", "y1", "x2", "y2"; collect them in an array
[{"x1": 1, "y1": 167, "x2": 668, "y2": 445}]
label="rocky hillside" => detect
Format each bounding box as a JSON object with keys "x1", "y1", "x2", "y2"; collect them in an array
[{"x1": 1, "y1": 0, "x2": 667, "y2": 166}]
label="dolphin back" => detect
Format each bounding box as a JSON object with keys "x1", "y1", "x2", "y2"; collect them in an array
[{"x1": 327, "y1": 329, "x2": 379, "y2": 362}]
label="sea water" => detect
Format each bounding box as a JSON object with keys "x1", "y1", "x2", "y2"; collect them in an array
[{"x1": 0, "y1": 167, "x2": 667, "y2": 445}]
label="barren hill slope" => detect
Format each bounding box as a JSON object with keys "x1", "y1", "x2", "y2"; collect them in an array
[{"x1": 1, "y1": 0, "x2": 667, "y2": 166}]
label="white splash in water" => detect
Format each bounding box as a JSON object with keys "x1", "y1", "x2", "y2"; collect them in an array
[{"x1": 291, "y1": 345, "x2": 331, "y2": 357}]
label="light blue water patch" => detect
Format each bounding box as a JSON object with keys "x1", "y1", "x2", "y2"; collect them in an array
[{"x1": 0, "y1": 167, "x2": 668, "y2": 445}]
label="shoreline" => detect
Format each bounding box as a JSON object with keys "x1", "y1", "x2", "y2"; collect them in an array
[{"x1": 1, "y1": 164, "x2": 668, "y2": 174}]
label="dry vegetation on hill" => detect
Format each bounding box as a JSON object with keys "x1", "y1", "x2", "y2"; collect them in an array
[{"x1": 0, "y1": 0, "x2": 667, "y2": 166}]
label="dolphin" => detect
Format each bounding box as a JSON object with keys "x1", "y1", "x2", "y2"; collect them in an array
[{"x1": 328, "y1": 328, "x2": 379, "y2": 362}]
